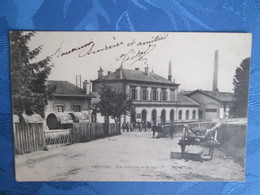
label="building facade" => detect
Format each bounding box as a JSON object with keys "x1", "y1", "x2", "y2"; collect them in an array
[
  {"x1": 46, "y1": 80, "x2": 94, "y2": 117},
  {"x1": 92, "y1": 65, "x2": 199, "y2": 124},
  {"x1": 186, "y1": 90, "x2": 233, "y2": 120}
]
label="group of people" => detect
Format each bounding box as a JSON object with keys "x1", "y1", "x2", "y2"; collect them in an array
[
  {"x1": 121, "y1": 121, "x2": 152, "y2": 132},
  {"x1": 121, "y1": 121, "x2": 176, "y2": 140}
]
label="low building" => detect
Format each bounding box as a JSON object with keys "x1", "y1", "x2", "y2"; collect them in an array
[
  {"x1": 46, "y1": 80, "x2": 94, "y2": 117},
  {"x1": 91, "y1": 64, "x2": 199, "y2": 124},
  {"x1": 185, "y1": 50, "x2": 234, "y2": 121},
  {"x1": 186, "y1": 89, "x2": 233, "y2": 120}
]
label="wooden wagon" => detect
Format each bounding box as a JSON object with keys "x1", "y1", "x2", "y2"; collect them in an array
[{"x1": 178, "y1": 122, "x2": 222, "y2": 160}]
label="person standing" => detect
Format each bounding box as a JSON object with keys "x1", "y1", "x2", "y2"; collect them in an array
[
  {"x1": 170, "y1": 123, "x2": 175, "y2": 140},
  {"x1": 126, "y1": 122, "x2": 130, "y2": 132},
  {"x1": 143, "y1": 122, "x2": 147, "y2": 132},
  {"x1": 137, "y1": 121, "x2": 141, "y2": 132}
]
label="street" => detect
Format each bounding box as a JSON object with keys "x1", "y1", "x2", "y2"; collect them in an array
[{"x1": 15, "y1": 131, "x2": 244, "y2": 181}]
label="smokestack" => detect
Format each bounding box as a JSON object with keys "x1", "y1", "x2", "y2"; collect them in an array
[
  {"x1": 76, "y1": 74, "x2": 82, "y2": 88},
  {"x1": 98, "y1": 67, "x2": 104, "y2": 79},
  {"x1": 168, "y1": 61, "x2": 172, "y2": 81},
  {"x1": 212, "y1": 50, "x2": 219, "y2": 92}
]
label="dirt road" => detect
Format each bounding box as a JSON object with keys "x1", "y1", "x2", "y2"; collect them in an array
[{"x1": 15, "y1": 131, "x2": 244, "y2": 181}]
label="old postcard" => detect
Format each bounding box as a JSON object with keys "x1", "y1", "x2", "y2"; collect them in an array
[{"x1": 10, "y1": 31, "x2": 251, "y2": 181}]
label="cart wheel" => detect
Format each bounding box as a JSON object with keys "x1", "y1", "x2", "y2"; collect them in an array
[
  {"x1": 209, "y1": 148, "x2": 214, "y2": 160},
  {"x1": 181, "y1": 144, "x2": 186, "y2": 158}
]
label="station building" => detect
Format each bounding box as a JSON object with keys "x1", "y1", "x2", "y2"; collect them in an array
[{"x1": 91, "y1": 64, "x2": 199, "y2": 124}]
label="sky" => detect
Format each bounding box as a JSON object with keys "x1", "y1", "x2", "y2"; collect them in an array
[{"x1": 28, "y1": 31, "x2": 252, "y2": 92}]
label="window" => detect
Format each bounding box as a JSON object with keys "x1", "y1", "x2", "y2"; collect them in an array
[
  {"x1": 206, "y1": 108, "x2": 217, "y2": 112},
  {"x1": 185, "y1": 110, "x2": 189, "y2": 120},
  {"x1": 161, "y1": 110, "x2": 166, "y2": 124},
  {"x1": 199, "y1": 110, "x2": 203, "y2": 119},
  {"x1": 170, "y1": 110, "x2": 175, "y2": 122},
  {"x1": 152, "y1": 109, "x2": 157, "y2": 125},
  {"x1": 131, "y1": 88, "x2": 136, "y2": 100},
  {"x1": 54, "y1": 105, "x2": 64, "y2": 112},
  {"x1": 152, "y1": 90, "x2": 157, "y2": 101},
  {"x1": 178, "y1": 110, "x2": 182, "y2": 120},
  {"x1": 141, "y1": 109, "x2": 147, "y2": 122},
  {"x1": 131, "y1": 110, "x2": 136, "y2": 123},
  {"x1": 161, "y1": 90, "x2": 166, "y2": 101},
  {"x1": 142, "y1": 89, "x2": 147, "y2": 100},
  {"x1": 91, "y1": 112, "x2": 97, "y2": 123},
  {"x1": 170, "y1": 89, "x2": 175, "y2": 101},
  {"x1": 73, "y1": 105, "x2": 81, "y2": 112},
  {"x1": 192, "y1": 110, "x2": 196, "y2": 119}
]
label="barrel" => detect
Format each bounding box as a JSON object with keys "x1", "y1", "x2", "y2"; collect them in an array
[
  {"x1": 69, "y1": 112, "x2": 90, "y2": 123},
  {"x1": 22, "y1": 113, "x2": 43, "y2": 123},
  {"x1": 13, "y1": 115, "x2": 19, "y2": 123},
  {"x1": 46, "y1": 112, "x2": 73, "y2": 130}
]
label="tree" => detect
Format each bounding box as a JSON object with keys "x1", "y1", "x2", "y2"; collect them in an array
[
  {"x1": 94, "y1": 85, "x2": 134, "y2": 123},
  {"x1": 10, "y1": 31, "x2": 54, "y2": 120},
  {"x1": 230, "y1": 57, "x2": 250, "y2": 117}
]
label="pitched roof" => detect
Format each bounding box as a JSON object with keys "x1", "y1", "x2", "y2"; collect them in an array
[
  {"x1": 177, "y1": 94, "x2": 199, "y2": 106},
  {"x1": 95, "y1": 68, "x2": 179, "y2": 85},
  {"x1": 187, "y1": 90, "x2": 233, "y2": 102},
  {"x1": 47, "y1": 80, "x2": 91, "y2": 97}
]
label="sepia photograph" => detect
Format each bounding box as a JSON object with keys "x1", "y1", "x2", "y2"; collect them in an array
[{"x1": 10, "y1": 31, "x2": 251, "y2": 181}]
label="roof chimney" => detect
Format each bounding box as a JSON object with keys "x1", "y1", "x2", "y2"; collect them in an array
[
  {"x1": 144, "y1": 65, "x2": 149, "y2": 75},
  {"x1": 168, "y1": 61, "x2": 172, "y2": 81},
  {"x1": 116, "y1": 66, "x2": 123, "y2": 79},
  {"x1": 212, "y1": 50, "x2": 219, "y2": 91},
  {"x1": 107, "y1": 71, "x2": 111, "y2": 75},
  {"x1": 98, "y1": 67, "x2": 104, "y2": 79},
  {"x1": 83, "y1": 80, "x2": 89, "y2": 94}
]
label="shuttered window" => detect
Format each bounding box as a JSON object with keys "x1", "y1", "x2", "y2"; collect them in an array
[
  {"x1": 152, "y1": 90, "x2": 157, "y2": 101},
  {"x1": 161, "y1": 90, "x2": 166, "y2": 101},
  {"x1": 130, "y1": 88, "x2": 136, "y2": 100},
  {"x1": 170, "y1": 89, "x2": 175, "y2": 101},
  {"x1": 142, "y1": 89, "x2": 147, "y2": 100}
]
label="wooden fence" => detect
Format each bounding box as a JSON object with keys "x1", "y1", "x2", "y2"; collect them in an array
[
  {"x1": 71, "y1": 123, "x2": 120, "y2": 143},
  {"x1": 14, "y1": 122, "x2": 121, "y2": 154},
  {"x1": 14, "y1": 123, "x2": 45, "y2": 155}
]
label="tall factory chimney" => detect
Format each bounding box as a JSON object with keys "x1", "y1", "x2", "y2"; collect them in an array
[
  {"x1": 168, "y1": 61, "x2": 172, "y2": 81},
  {"x1": 212, "y1": 50, "x2": 219, "y2": 92}
]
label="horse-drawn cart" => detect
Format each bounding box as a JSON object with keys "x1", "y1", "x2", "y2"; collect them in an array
[{"x1": 178, "y1": 122, "x2": 222, "y2": 160}]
